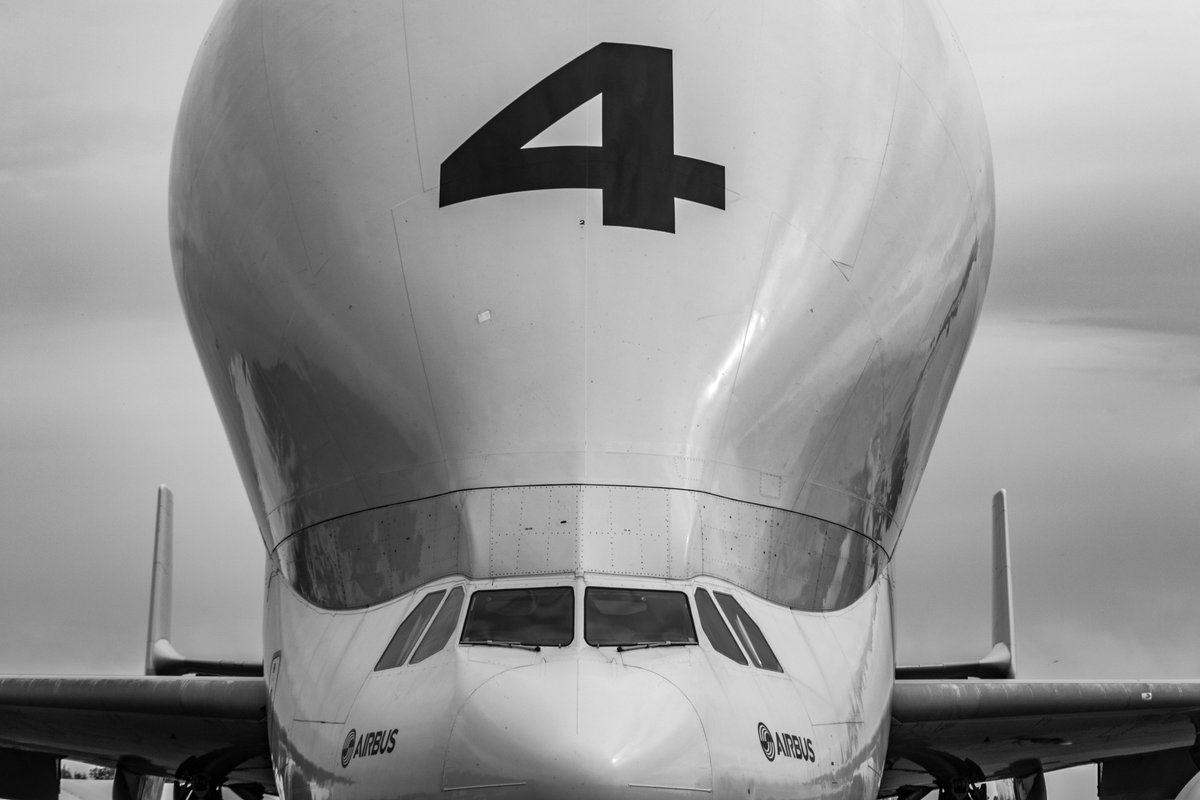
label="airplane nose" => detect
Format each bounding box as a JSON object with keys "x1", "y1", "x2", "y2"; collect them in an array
[{"x1": 443, "y1": 659, "x2": 711, "y2": 798}]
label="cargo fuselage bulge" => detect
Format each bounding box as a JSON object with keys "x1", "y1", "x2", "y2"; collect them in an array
[{"x1": 169, "y1": 1, "x2": 992, "y2": 797}]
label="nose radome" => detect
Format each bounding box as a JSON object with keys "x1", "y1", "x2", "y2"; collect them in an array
[{"x1": 443, "y1": 659, "x2": 711, "y2": 798}]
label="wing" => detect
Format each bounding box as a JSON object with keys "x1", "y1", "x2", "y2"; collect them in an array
[
  {"x1": 0, "y1": 675, "x2": 271, "y2": 789},
  {"x1": 883, "y1": 680, "x2": 1200, "y2": 798}
]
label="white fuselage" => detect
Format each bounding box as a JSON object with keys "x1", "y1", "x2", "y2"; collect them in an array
[
  {"x1": 169, "y1": 0, "x2": 992, "y2": 795},
  {"x1": 264, "y1": 570, "x2": 894, "y2": 800}
]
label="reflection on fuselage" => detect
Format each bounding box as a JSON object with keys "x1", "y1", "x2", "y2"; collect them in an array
[
  {"x1": 274, "y1": 486, "x2": 887, "y2": 612},
  {"x1": 267, "y1": 572, "x2": 893, "y2": 799},
  {"x1": 170, "y1": 0, "x2": 991, "y2": 794}
]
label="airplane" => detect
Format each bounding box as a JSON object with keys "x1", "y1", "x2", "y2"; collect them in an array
[{"x1": 2, "y1": 1, "x2": 1199, "y2": 799}]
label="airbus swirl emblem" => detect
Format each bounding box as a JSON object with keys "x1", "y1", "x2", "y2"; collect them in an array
[
  {"x1": 341, "y1": 729, "x2": 356, "y2": 768},
  {"x1": 758, "y1": 722, "x2": 776, "y2": 761},
  {"x1": 757, "y1": 721, "x2": 816, "y2": 763}
]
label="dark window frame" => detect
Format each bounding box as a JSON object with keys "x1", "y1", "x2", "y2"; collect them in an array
[
  {"x1": 583, "y1": 586, "x2": 699, "y2": 647},
  {"x1": 695, "y1": 588, "x2": 748, "y2": 665},
  {"x1": 410, "y1": 586, "x2": 465, "y2": 664},
  {"x1": 374, "y1": 589, "x2": 446, "y2": 671},
  {"x1": 460, "y1": 585, "x2": 576, "y2": 648},
  {"x1": 714, "y1": 591, "x2": 784, "y2": 673}
]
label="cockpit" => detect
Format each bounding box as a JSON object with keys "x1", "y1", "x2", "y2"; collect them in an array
[
  {"x1": 460, "y1": 586, "x2": 574, "y2": 649},
  {"x1": 583, "y1": 587, "x2": 696, "y2": 649},
  {"x1": 372, "y1": 579, "x2": 783, "y2": 672}
]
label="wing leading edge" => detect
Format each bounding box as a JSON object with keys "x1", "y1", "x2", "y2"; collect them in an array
[
  {"x1": 883, "y1": 679, "x2": 1200, "y2": 798},
  {"x1": 0, "y1": 675, "x2": 271, "y2": 789}
]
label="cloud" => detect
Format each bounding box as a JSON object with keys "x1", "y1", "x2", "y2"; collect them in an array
[
  {"x1": 0, "y1": 309, "x2": 260, "y2": 674},
  {"x1": 1, "y1": 9, "x2": 1197, "y2": 800},
  {"x1": 944, "y1": 0, "x2": 1200, "y2": 338},
  {"x1": 898, "y1": 317, "x2": 1200, "y2": 679}
]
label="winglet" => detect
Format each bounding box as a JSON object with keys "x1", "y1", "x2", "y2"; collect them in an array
[
  {"x1": 145, "y1": 486, "x2": 174, "y2": 676},
  {"x1": 894, "y1": 490, "x2": 1016, "y2": 681},
  {"x1": 144, "y1": 486, "x2": 263, "y2": 677},
  {"x1": 991, "y1": 489, "x2": 1016, "y2": 678}
]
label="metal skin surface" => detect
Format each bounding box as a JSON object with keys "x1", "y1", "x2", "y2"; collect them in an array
[
  {"x1": 263, "y1": 572, "x2": 894, "y2": 800},
  {"x1": 169, "y1": 0, "x2": 991, "y2": 796}
]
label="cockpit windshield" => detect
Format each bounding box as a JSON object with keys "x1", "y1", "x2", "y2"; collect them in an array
[
  {"x1": 584, "y1": 587, "x2": 697, "y2": 647},
  {"x1": 460, "y1": 586, "x2": 574, "y2": 648}
]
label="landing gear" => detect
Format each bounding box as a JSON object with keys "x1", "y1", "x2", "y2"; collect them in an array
[
  {"x1": 172, "y1": 774, "x2": 217, "y2": 800},
  {"x1": 937, "y1": 777, "x2": 990, "y2": 800}
]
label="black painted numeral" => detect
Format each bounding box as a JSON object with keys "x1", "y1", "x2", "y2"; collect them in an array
[{"x1": 439, "y1": 43, "x2": 725, "y2": 233}]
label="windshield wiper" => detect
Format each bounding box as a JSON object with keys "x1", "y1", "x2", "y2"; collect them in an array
[
  {"x1": 461, "y1": 639, "x2": 542, "y2": 652},
  {"x1": 615, "y1": 641, "x2": 696, "y2": 652}
]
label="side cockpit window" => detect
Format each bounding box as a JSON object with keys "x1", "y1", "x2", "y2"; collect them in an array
[
  {"x1": 461, "y1": 586, "x2": 574, "y2": 648},
  {"x1": 409, "y1": 586, "x2": 464, "y2": 664},
  {"x1": 584, "y1": 588, "x2": 697, "y2": 648},
  {"x1": 695, "y1": 588, "x2": 748, "y2": 665},
  {"x1": 714, "y1": 591, "x2": 784, "y2": 672},
  {"x1": 375, "y1": 590, "x2": 445, "y2": 671}
]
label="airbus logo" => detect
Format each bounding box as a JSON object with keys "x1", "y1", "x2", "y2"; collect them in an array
[
  {"x1": 757, "y1": 722, "x2": 815, "y2": 763},
  {"x1": 757, "y1": 722, "x2": 776, "y2": 760},
  {"x1": 341, "y1": 726, "x2": 399, "y2": 767}
]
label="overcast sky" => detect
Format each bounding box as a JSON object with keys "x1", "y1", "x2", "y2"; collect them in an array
[{"x1": 1, "y1": 1, "x2": 1197, "y2": 796}]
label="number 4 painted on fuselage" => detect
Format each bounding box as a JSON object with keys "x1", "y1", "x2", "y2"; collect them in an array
[{"x1": 439, "y1": 43, "x2": 725, "y2": 233}]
